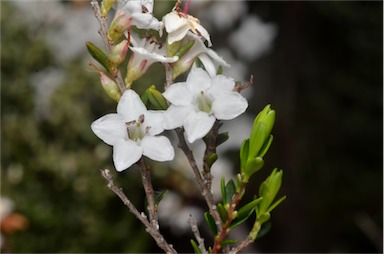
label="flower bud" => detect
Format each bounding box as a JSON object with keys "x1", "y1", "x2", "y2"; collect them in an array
[
  {"x1": 257, "y1": 169, "x2": 283, "y2": 216},
  {"x1": 99, "y1": 71, "x2": 121, "y2": 102},
  {"x1": 101, "y1": 0, "x2": 117, "y2": 17},
  {"x1": 108, "y1": 15, "x2": 132, "y2": 44},
  {"x1": 109, "y1": 39, "x2": 129, "y2": 67},
  {"x1": 147, "y1": 85, "x2": 168, "y2": 110},
  {"x1": 248, "y1": 105, "x2": 275, "y2": 159}
]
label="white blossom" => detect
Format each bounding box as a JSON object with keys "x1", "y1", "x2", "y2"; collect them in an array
[
  {"x1": 163, "y1": 68, "x2": 248, "y2": 143},
  {"x1": 163, "y1": 11, "x2": 211, "y2": 46},
  {"x1": 91, "y1": 90, "x2": 174, "y2": 172}
]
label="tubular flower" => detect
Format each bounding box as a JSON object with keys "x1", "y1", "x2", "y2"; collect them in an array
[
  {"x1": 163, "y1": 68, "x2": 248, "y2": 143},
  {"x1": 91, "y1": 90, "x2": 175, "y2": 172},
  {"x1": 173, "y1": 32, "x2": 229, "y2": 79},
  {"x1": 125, "y1": 33, "x2": 179, "y2": 87},
  {"x1": 163, "y1": 10, "x2": 211, "y2": 46}
]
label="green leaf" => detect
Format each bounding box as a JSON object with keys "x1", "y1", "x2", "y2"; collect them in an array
[
  {"x1": 190, "y1": 239, "x2": 202, "y2": 254},
  {"x1": 148, "y1": 85, "x2": 168, "y2": 110},
  {"x1": 225, "y1": 179, "x2": 236, "y2": 204},
  {"x1": 258, "y1": 134, "x2": 273, "y2": 158},
  {"x1": 267, "y1": 195, "x2": 286, "y2": 213},
  {"x1": 256, "y1": 221, "x2": 271, "y2": 239},
  {"x1": 86, "y1": 41, "x2": 111, "y2": 72},
  {"x1": 257, "y1": 212, "x2": 271, "y2": 224},
  {"x1": 140, "y1": 89, "x2": 150, "y2": 106},
  {"x1": 249, "y1": 122, "x2": 267, "y2": 159},
  {"x1": 217, "y1": 65, "x2": 223, "y2": 75},
  {"x1": 229, "y1": 209, "x2": 254, "y2": 230},
  {"x1": 221, "y1": 177, "x2": 227, "y2": 205},
  {"x1": 237, "y1": 197, "x2": 263, "y2": 219},
  {"x1": 216, "y1": 132, "x2": 229, "y2": 147},
  {"x1": 175, "y1": 40, "x2": 195, "y2": 58},
  {"x1": 195, "y1": 58, "x2": 206, "y2": 70},
  {"x1": 221, "y1": 239, "x2": 238, "y2": 246},
  {"x1": 217, "y1": 202, "x2": 228, "y2": 223},
  {"x1": 154, "y1": 190, "x2": 169, "y2": 208},
  {"x1": 205, "y1": 153, "x2": 218, "y2": 168},
  {"x1": 204, "y1": 212, "x2": 217, "y2": 235},
  {"x1": 240, "y1": 139, "x2": 250, "y2": 173},
  {"x1": 244, "y1": 157, "x2": 264, "y2": 179}
]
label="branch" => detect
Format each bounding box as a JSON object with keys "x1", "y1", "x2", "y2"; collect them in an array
[
  {"x1": 175, "y1": 128, "x2": 222, "y2": 231},
  {"x1": 100, "y1": 169, "x2": 177, "y2": 254},
  {"x1": 188, "y1": 216, "x2": 207, "y2": 254},
  {"x1": 202, "y1": 121, "x2": 221, "y2": 190},
  {"x1": 90, "y1": 0, "x2": 126, "y2": 94},
  {"x1": 137, "y1": 158, "x2": 158, "y2": 225}
]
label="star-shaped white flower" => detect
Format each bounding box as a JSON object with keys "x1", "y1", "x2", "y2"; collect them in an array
[
  {"x1": 113, "y1": 0, "x2": 163, "y2": 31},
  {"x1": 126, "y1": 33, "x2": 179, "y2": 86},
  {"x1": 163, "y1": 11, "x2": 211, "y2": 46},
  {"x1": 91, "y1": 90, "x2": 175, "y2": 172},
  {"x1": 163, "y1": 68, "x2": 248, "y2": 143}
]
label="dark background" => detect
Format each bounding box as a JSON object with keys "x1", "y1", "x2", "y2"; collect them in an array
[{"x1": 1, "y1": 1, "x2": 382, "y2": 253}]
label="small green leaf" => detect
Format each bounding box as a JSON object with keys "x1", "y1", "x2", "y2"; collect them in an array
[
  {"x1": 249, "y1": 122, "x2": 267, "y2": 159},
  {"x1": 205, "y1": 153, "x2": 218, "y2": 168},
  {"x1": 225, "y1": 180, "x2": 236, "y2": 204},
  {"x1": 256, "y1": 221, "x2": 271, "y2": 239},
  {"x1": 237, "y1": 197, "x2": 263, "y2": 219},
  {"x1": 216, "y1": 132, "x2": 229, "y2": 147},
  {"x1": 229, "y1": 209, "x2": 254, "y2": 230},
  {"x1": 257, "y1": 212, "x2": 271, "y2": 224},
  {"x1": 221, "y1": 239, "x2": 238, "y2": 246},
  {"x1": 175, "y1": 40, "x2": 195, "y2": 58},
  {"x1": 190, "y1": 239, "x2": 202, "y2": 254},
  {"x1": 258, "y1": 134, "x2": 274, "y2": 158},
  {"x1": 204, "y1": 212, "x2": 217, "y2": 235},
  {"x1": 217, "y1": 202, "x2": 228, "y2": 223},
  {"x1": 221, "y1": 177, "x2": 227, "y2": 205},
  {"x1": 245, "y1": 157, "x2": 264, "y2": 178},
  {"x1": 86, "y1": 41, "x2": 111, "y2": 72},
  {"x1": 154, "y1": 190, "x2": 169, "y2": 207},
  {"x1": 140, "y1": 89, "x2": 150, "y2": 106},
  {"x1": 267, "y1": 195, "x2": 286, "y2": 213},
  {"x1": 240, "y1": 139, "x2": 250, "y2": 174}
]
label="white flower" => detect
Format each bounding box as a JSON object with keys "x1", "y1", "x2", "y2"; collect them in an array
[
  {"x1": 163, "y1": 11, "x2": 211, "y2": 46},
  {"x1": 113, "y1": 0, "x2": 163, "y2": 31},
  {"x1": 126, "y1": 33, "x2": 179, "y2": 86},
  {"x1": 163, "y1": 68, "x2": 248, "y2": 143},
  {"x1": 173, "y1": 32, "x2": 229, "y2": 79},
  {"x1": 91, "y1": 90, "x2": 175, "y2": 172}
]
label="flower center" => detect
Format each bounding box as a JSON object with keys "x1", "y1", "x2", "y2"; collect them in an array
[
  {"x1": 196, "y1": 90, "x2": 213, "y2": 114},
  {"x1": 126, "y1": 114, "x2": 150, "y2": 141}
]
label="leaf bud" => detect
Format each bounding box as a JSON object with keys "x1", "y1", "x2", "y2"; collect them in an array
[
  {"x1": 90, "y1": 62, "x2": 121, "y2": 102},
  {"x1": 147, "y1": 85, "x2": 169, "y2": 110},
  {"x1": 257, "y1": 169, "x2": 283, "y2": 216}
]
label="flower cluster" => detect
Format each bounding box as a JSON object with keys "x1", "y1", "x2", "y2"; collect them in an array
[
  {"x1": 88, "y1": 1, "x2": 284, "y2": 253},
  {"x1": 89, "y1": 0, "x2": 248, "y2": 172}
]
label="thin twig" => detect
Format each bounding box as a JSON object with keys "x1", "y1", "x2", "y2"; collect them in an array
[
  {"x1": 90, "y1": 0, "x2": 126, "y2": 94},
  {"x1": 100, "y1": 169, "x2": 177, "y2": 254},
  {"x1": 228, "y1": 236, "x2": 253, "y2": 254},
  {"x1": 202, "y1": 121, "x2": 221, "y2": 190},
  {"x1": 188, "y1": 216, "x2": 208, "y2": 254},
  {"x1": 175, "y1": 128, "x2": 222, "y2": 231},
  {"x1": 137, "y1": 158, "x2": 158, "y2": 224}
]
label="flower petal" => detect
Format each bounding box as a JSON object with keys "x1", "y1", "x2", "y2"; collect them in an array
[
  {"x1": 117, "y1": 90, "x2": 147, "y2": 121},
  {"x1": 141, "y1": 136, "x2": 175, "y2": 161},
  {"x1": 163, "y1": 12, "x2": 188, "y2": 33},
  {"x1": 186, "y1": 68, "x2": 212, "y2": 93},
  {"x1": 184, "y1": 111, "x2": 215, "y2": 143},
  {"x1": 194, "y1": 23, "x2": 212, "y2": 47},
  {"x1": 113, "y1": 139, "x2": 143, "y2": 171},
  {"x1": 91, "y1": 113, "x2": 127, "y2": 146},
  {"x1": 163, "y1": 105, "x2": 194, "y2": 130},
  {"x1": 163, "y1": 82, "x2": 193, "y2": 106},
  {"x1": 144, "y1": 110, "x2": 165, "y2": 136},
  {"x1": 211, "y1": 91, "x2": 248, "y2": 120},
  {"x1": 209, "y1": 74, "x2": 235, "y2": 95},
  {"x1": 198, "y1": 53, "x2": 217, "y2": 78}
]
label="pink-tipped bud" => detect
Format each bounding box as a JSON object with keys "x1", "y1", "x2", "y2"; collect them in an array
[
  {"x1": 99, "y1": 71, "x2": 121, "y2": 102},
  {"x1": 109, "y1": 39, "x2": 129, "y2": 67},
  {"x1": 107, "y1": 15, "x2": 132, "y2": 44}
]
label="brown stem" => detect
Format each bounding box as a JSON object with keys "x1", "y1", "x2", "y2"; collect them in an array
[
  {"x1": 100, "y1": 169, "x2": 177, "y2": 253},
  {"x1": 137, "y1": 158, "x2": 158, "y2": 223},
  {"x1": 90, "y1": 0, "x2": 126, "y2": 94},
  {"x1": 175, "y1": 128, "x2": 222, "y2": 232},
  {"x1": 202, "y1": 121, "x2": 221, "y2": 190}
]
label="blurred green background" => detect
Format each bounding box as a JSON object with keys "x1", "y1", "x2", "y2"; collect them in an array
[{"x1": 1, "y1": 0, "x2": 382, "y2": 253}]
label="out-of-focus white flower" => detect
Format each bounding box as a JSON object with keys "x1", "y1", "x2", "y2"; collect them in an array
[
  {"x1": 113, "y1": 0, "x2": 163, "y2": 31},
  {"x1": 163, "y1": 11, "x2": 211, "y2": 46},
  {"x1": 125, "y1": 33, "x2": 179, "y2": 86},
  {"x1": 173, "y1": 32, "x2": 229, "y2": 79},
  {"x1": 91, "y1": 90, "x2": 174, "y2": 171},
  {"x1": 163, "y1": 68, "x2": 248, "y2": 143},
  {"x1": 229, "y1": 15, "x2": 277, "y2": 62}
]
